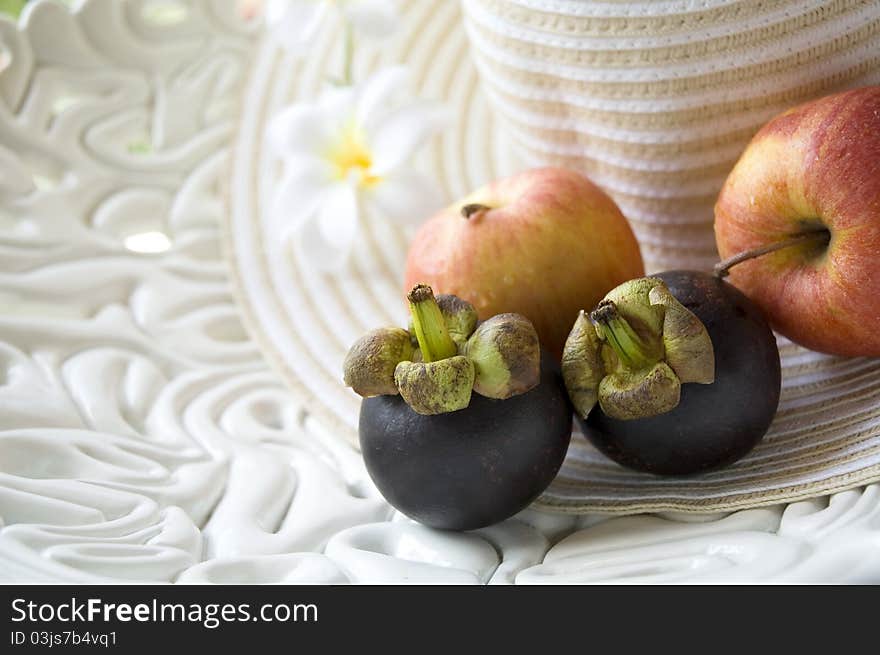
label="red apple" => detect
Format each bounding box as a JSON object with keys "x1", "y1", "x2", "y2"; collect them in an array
[
  {"x1": 404, "y1": 167, "x2": 644, "y2": 357},
  {"x1": 714, "y1": 86, "x2": 880, "y2": 357}
]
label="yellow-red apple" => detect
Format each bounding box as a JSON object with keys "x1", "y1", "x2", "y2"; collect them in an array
[
  {"x1": 715, "y1": 86, "x2": 880, "y2": 357},
  {"x1": 404, "y1": 167, "x2": 644, "y2": 357}
]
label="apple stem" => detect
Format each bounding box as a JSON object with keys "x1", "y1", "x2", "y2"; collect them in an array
[
  {"x1": 590, "y1": 300, "x2": 657, "y2": 370},
  {"x1": 714, "y1": 229, "x2": 831, "y2": 279},
  {"x1": 460, "y1": 203, "x2": 491, "y2": 220},
  {"x1": 407, "y1": 284, "x2": 458, "y2": 363}
]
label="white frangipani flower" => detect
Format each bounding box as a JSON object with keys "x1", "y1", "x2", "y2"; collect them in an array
[
  {"x1": 267, "y1": 67, "x2": 448, "y2": 272},
  {"x1": 265, "y1": 0, "x2": 398, "y2": 53}
]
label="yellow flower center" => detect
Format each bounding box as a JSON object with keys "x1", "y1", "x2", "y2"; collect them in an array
[{"x1": 327, "y1": 121, "x2": 382, "y2": 188}]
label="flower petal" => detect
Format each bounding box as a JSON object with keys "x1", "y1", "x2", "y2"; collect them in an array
[
  {"x1": 318, "y1": 182, "x2": 360, "y2": 246},
  {"x1": 318, "y1": 85, "x2": 358, "y2": 132},
  {"x1": 294, "y1": 183, "x2": 360, "y2": 272},
  {"x1": 268, "y1": 158, "x2": 333, "y2": 241},
  {"x1": 266, "y1": 0, "x2": 329, "y2": 53},
  {"x1": 267, "y1": 103, "x2": 335, "y2": 159},
  {"x1": 354, "y1": 66, "x2": 409, "y2": 133},
  {"x1": 344, "y1": 0, "x2": 399, "y2": 38},
  {"x1": 369, "y1": 101, "x2": 449, "y2": 175},
  {"x1": 367, "y1": 170, "x2": 445, "y2": 226}
]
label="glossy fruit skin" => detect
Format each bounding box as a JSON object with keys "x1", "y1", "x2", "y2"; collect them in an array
[
  {"x1": 579, "y1": 270, "x2": 781, "y2": 475},
  {"x1": 714, "y1": 85, "x2": 880, "y2": 356},
  {"x1": 359, "y1": 353, "x2": 572, "y2": 530},
  {"x1": 404, "y1": 167, "x2": 644, "y2": 358}
]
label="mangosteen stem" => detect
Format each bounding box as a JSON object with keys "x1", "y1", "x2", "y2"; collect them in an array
[
  {"x1": 461, "y1": 203, "x2": 491, "y2": 219},
  {"x1": 714, "y1": 229, "x2": 831, "y2": 278},
  {"x1": 590, "y1": 301, "x2": 655, "y2": 370},
  {"x1": 407, "y1": 284, "x2": 458, "y2": 363}
]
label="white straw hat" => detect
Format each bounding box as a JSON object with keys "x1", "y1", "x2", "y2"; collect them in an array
[
  {"x1": 227, "y1": 0, "x2": 880, "y2": 513},
  {"x1": 462, "y1": 0, "x2": 880, "y2": 271}
]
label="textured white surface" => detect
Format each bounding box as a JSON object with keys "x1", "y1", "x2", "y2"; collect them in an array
[{"x1": 1, "y1": 0, "x2": 880, "y2": 584}]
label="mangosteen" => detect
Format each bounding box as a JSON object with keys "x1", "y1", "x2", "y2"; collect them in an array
[
  {"x1": 562, "y1": 272, "x2": 781, "y2": 475},
  {"x1": 344, "y1": 285, "x2": 572, "y2": 530}
]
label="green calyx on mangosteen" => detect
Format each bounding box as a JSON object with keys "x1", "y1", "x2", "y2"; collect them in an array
[
  {"x1": 344, "y1": 284, "x2": 541, "y2": 415},
  {"x1": 394, "y1": 356, "x2": 475, "y2": 415},
  {"x1": 562, "y1": 276, "x2": 715, "y2": 421},
  {"x1": 466, "y1": 313, "x2": 541, "y2": 399},
  {"x1": 342, "y1": 327, "x2": 413, "y2": 397}
]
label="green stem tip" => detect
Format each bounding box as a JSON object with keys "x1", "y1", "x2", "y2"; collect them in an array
[
  {"x1": 408, "y1": 284, "x2": 458, "y2": 363},
  {"x1": 590, "y1": 300, "x2": 655, "y2": 370},
  {"x1": 341, "y1": 20, "x2": 355, "y2": 86}
]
